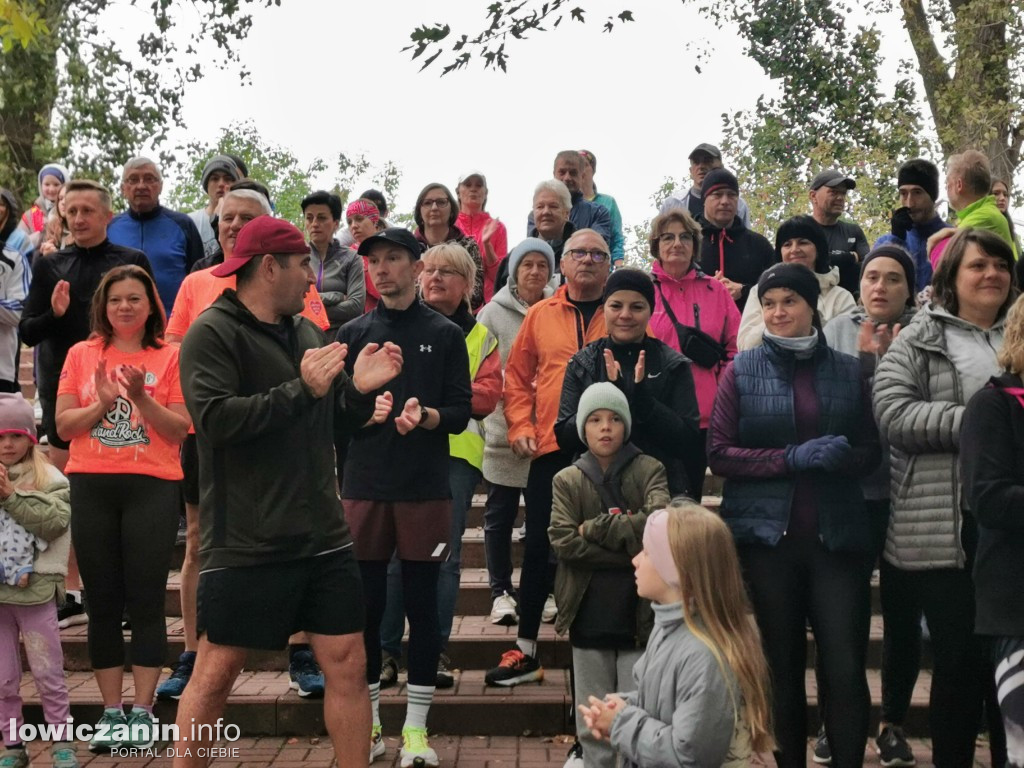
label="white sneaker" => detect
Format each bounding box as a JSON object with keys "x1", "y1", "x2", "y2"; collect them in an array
[
  {"x1": 564, "y1": 741, "x2": 584, "y2": 768},
  {"x1": 490, "y1": 592, "x2": 519, "y2": 625},
  {"x1": 515, "y1": 523, "x2": 526, "y2": 541},
  {"x1": 541, "y1": 593, "x2": 557, "y2": 623}
]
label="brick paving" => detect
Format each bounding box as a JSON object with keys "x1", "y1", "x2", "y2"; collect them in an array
[{"x1": 14, "y1": 735, "x2": 996, "y2": 767}]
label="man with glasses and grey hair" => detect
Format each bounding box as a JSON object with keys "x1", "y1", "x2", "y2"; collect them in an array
[
  {"x1": 108, "y1": 156, "x2": 204, "y2": 313},
  {"x1": 486, "y1": 228, "x2": 611, "y2": 688}
]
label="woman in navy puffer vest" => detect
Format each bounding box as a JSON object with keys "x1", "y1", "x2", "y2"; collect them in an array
[{"x1": 708, "y1": 263, "x2": 880, "y2": 768}]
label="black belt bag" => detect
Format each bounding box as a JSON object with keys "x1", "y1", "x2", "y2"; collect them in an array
[{"x1": 654, "y1": 280, "x2": 728, "y2": 369}]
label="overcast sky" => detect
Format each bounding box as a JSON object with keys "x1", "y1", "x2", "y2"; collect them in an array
[{"x1": 105, "y1": 0, "x2": 1001, "y2": 236}]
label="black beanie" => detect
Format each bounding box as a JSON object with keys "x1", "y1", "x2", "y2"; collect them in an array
[
  {"x1": 603, "y1": 268, "x2": 656, "y2": 310},
  {"x1": 774, "y1": 215, "x2": 830, "y2": 274},
  {"x1": 860, "y1": 245, "x2": 916, "y2": 307},
  {"x1": 758, "y1": 263, "x2": 820, "y2": 311},
  {"x1": 701, "y1": 168, "x2": 739, "y2": 199},
  {"x1": 898, "y1": 159, "x2": 940, "y2": 202}
]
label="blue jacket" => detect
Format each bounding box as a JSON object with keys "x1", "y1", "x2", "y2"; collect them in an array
[
  {"x1": 874, "y1": 214, "x2": 950, "y2": 293},
  {"x1": 709, "y1": 337, "x2": 880, "y2": 552},
  {"x1": 527, "y1": 191, "x2": 612, "y2": 244},
  {"x1": 108, "y1": 205, "x2": 203, "y2": 313}
]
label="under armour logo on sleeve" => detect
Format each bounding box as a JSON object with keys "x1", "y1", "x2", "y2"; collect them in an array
[{"x1": 420, "y1": 345, "x2": 432, "y2": 352}]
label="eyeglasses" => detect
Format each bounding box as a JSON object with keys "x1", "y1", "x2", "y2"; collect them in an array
[
  {"x1": 658, "y1": 232, "x2": 694, "y2": 245},
  {"x1": 125, "y1": 175, "x2": 160, "y2": 186},
  {"x1": 421, "y1": 198, "x2": 450, "y2": 209},
  {"x1": 566, "y1": 249, "x2": 609, "y2": 262},
  {"x1": 422, "y1": 267, "x2": 463, "y2": 279}
]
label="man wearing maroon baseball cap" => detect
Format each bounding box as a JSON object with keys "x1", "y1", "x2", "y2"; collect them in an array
[{"x1": 176, "y1": 212, "x2": 404, "y2": 768}]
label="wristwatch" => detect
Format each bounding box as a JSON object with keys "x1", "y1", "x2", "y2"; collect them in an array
[{"x1": 419, "y1": 405, "x2": 429, "y2": 427}]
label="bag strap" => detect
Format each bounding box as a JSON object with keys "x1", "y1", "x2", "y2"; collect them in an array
[{"x1": 653, "y1": 278, "x2": 683, "y2": 327}]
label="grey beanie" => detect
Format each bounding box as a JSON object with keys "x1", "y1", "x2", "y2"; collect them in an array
[
  {"x1": 201, "y1": 155, "x2": 240, "y2": 191},
  {"x1": 576, "y1": 382, "x2": 632, "y2": 443},
  {"x1": 508, "y1": 238, "x2": 556, "y2": 281},
  {"x1": 0, "y1": 393, "x2": 38, "y2": 443}
]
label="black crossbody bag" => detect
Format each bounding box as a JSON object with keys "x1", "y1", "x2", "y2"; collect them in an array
[{"x1": 653, "y1": 280, "x2": 728, "y2": 369}]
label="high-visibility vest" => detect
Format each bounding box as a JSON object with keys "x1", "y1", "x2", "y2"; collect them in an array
[{"x1": 449, "y1": 322, "x2": 498, "y2": 471}]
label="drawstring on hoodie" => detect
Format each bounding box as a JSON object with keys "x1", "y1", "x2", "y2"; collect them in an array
[{"x1": 712, "y1": 229, "x2": 734, "y2": 275}]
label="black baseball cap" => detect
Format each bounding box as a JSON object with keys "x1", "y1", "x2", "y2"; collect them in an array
[
  {"x1": 688, "y1": 143, "x2": 722, "y2": 161},
  {"x1": 810, "y1": 169, "x2": 856, "y2": 191},
  {"x1": 357, "y1": 227, "x2": 425, "y2": 260}
]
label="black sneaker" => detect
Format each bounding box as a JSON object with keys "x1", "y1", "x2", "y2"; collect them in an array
[
  {"x1": 175, "y1": 515, "x2": 187, "y2": 546},
  {"x1": 812, "y1": 726, "x2": 831, "y2": 765},
  {"x1": 288, "y1": 650, "x2": 325, "y2": 698},
  {"x1": 484, "y1": 648, "x2": 543, "y2": 687},
  {"x1": 380, "y1": 653, "x2": 399, "y2": 689},
  {"x1": 436, "y1": 653, "x2": 455, "y2": 689},
  {"x1": 57, "y1": 593, "x2": 88, "y2": 628},
  {"x1": 875, "y1": 725, "x2": 916, "y2": 767}
]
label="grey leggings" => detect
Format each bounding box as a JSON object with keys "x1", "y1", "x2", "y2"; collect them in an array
[{"x1": 70, "y1": 473, "x2": 179, "y2": 669}]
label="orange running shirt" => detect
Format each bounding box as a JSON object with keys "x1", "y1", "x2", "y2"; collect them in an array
[
  {"x1": 165, "y1": 266, "x2": 329, "y2": 339},
  {"x1": 57, "y1": 337, "x2": 186, "y2": 481}
]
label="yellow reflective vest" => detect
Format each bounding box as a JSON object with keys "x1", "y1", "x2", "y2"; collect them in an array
[{"x1": 449, "y1": 322, "x2": 498, "y2": 471}]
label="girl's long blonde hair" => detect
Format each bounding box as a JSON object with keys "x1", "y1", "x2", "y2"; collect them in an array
[
  {"x1": 665, "y1": 499, "x2": 774, "y2": 754},
  {"x1": 13, "y1": 443, "x2": 53, "y2": 492}
]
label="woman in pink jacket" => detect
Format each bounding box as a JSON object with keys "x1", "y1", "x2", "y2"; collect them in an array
[
  {"x1": 649, "y1": 209, "x2": 740, "y2": 480},
  {"x1": 456, "y1": 171, "x2": 507, "y2": 305}
]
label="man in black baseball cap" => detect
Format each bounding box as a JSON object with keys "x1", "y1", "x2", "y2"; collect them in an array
[
  {"x1": 341, "y1": 225, "x2": 472, "y2": 765},
  {"x1": 808, "y1": 168, "x2": 870, "y2": 297},
  {"x1": 659, "y1": 142, "x2": 751, "y2": 226}
]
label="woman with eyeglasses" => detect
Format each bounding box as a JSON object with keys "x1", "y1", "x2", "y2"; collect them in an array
[
  {"x1": 413, "y1": 183, "x2": 485, "y2": 311},
  {"x1": 556, "y1": 267, "x2": 702, "y2": 497},
  {"x1": 647, "y1": 209, "x2": 740, "y2": 494}
]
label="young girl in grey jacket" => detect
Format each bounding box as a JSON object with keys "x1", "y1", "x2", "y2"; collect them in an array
[{"x1": 580, "y1": 500, "x2": 774, "y2": 767}]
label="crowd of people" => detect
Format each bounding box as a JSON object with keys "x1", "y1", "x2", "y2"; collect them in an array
[{"x1": 0, "y1": 142, "x2": 1022, "y2": 768}]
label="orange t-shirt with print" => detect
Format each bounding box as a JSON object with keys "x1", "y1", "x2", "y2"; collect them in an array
[
  {"x1": 165, "y1": 266, "x2": 329, "y2": 339},
  {"x1": 57, "y1": 337, "x2": 186, "y2": 481}
]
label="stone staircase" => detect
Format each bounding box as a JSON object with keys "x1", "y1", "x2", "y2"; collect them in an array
[{"x1": 15, "y1": 350, "x2": 936, "y2": 739}]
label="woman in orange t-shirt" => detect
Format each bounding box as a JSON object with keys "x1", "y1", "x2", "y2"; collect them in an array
[{"x1": 55, "y1": 265, "x2": 190, "y2": 748}]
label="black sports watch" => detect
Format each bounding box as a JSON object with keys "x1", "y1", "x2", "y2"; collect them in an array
[{"x1": 419, "y1": 405, "x2": 429, "y2": 427}]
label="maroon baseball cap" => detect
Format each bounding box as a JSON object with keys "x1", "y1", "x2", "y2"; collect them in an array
[{"x1": 211, "y1": 215, "x2": 309, "y2": 277}]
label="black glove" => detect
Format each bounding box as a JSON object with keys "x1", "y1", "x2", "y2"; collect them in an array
[{"x1": 890, "y1": 207, "x2": 913, "y2": 241}]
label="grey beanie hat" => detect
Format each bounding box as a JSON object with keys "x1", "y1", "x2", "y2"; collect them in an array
[
  {"x1": 576, "y1": 382, "x2": 632, "y2": 443},
  {"x1": 201, "y1": 155, "x2": 240, "y2": 191},
  {"x1": 508, "y1": 238, "x2": 556, "y2": 281}
]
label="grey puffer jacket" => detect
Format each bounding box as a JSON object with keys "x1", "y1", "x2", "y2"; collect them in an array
[
  {"x1": 476, "y1": 274, "x2": 553, "y2": 487},
  {"x1": 873, "y1": 305, "x2": 1004, "y2": 570}
]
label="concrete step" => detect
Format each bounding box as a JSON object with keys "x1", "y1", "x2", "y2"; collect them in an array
[
  {"x1": 19, "y1": 668, "x2": 934, "y2": 737},
  {"x1": 56, "y1": 610, "x2": 924, "y2": 675},
  {"x1": 168, "y1": 495, "x2": 725, "y2": 571}
]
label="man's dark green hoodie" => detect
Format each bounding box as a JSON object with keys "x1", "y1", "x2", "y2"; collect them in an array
[{"x1": 179, "y1": 289, "x2": 373, "y2": 570}]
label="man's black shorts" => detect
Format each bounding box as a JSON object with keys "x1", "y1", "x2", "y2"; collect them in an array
[
  {"x1": 180, "y1": 433, "x2": 199, "y2": 505},
  {"x1": 196, "y1": 547, "x2": 364, "y2": 650}
]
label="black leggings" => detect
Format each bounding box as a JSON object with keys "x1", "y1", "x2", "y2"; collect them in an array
[
  {"x1": 360, "y1": 559, "x2": 440, "y2": 687},
  {"x1": 740, "y1": 537, "x2": 873, "y2": 768},
  {"x1": 70, "y1": 473, "x2": 179, "y2": 669}
]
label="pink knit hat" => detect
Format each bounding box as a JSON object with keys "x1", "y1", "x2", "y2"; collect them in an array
[
  {"x1": 642, "y1": 509, "x2": 679, "y2": 588},
  {"x1": 0, "y1": 393, "x2": 38, "y2": 443}
]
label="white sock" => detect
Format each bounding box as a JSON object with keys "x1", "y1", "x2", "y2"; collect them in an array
[
  {"x1": 516, "y1": 638, "x2": 537, "y2": 658},
  {"x1": 403, "y1": 684, "x2": 434, "y2": 730},
  {"x1": 368, "y1": 682, "x2": 380, "y2": 727}
]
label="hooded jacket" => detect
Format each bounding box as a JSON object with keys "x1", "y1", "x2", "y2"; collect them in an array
[
  {"x1": 610, "y1": 603, "x2": 750, "y2": 768},
  {"x1": 457, "y1": 210, "x2": 508, "y2": 304},
  {"x1": 736, "y1": 266, "x2": 856, "y2": 351},
  {"x1": 504, "y1": 284, "x2": 607, "y2": 459},
  {"x1": 649, "y1": 259, "x2": 740, "y2": 427},
  {"x1": 476, "y1": 270, "x2": 554, "y2": 487},
  {"x1": 873, "y1": 305, "x2": 1004, "y2": 570},
  {"x1": 961, "y1": 372, "x2": 1024, "y2": 636},
  {"x1": 697, "y1": 216, "x2": 774, "y2": 309},
  {"x1": 555, "y1": 337, "x2": 702, "y2": 497},
  {"x1": 0, "y1": 462, "x2": 71, "y2": 607},
  {"x1": 179, "y1": 290, "x2": 374, "y2": 570},
  {"x1": 548, "y1": 446, "x2": 669, "y2": 641}
]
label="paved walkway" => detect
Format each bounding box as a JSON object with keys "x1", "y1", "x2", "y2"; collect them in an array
[{"x1": 16, "y1": 735, "x2": 997, "y2": 767}]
